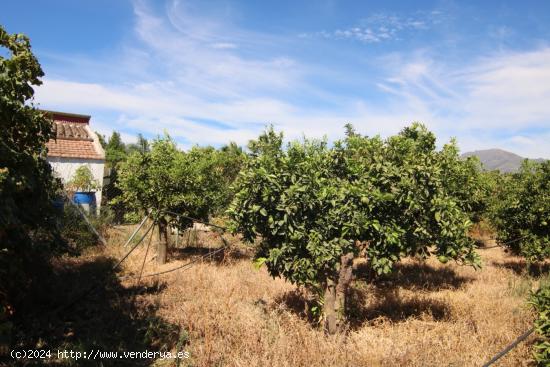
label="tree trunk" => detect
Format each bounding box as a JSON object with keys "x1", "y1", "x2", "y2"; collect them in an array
[
  {"x1": 157, "y1": 218, "x2": 168, "y2": 265},
  {"x1": 323, "y1": 252, "x2": 355, "y2": 334},
  {"x1": 323, "y1": 279, "x2": 337, "y2": 334},
  {"x1": 335, "y1": 252, "x2": 354, "y2": 327}
]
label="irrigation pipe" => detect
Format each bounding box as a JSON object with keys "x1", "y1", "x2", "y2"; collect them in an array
[
  {"x1": 161, "y1": 209, "x2": 229, "y2": 232},
  {"x1": 481, "y1": 327, "x2": 535, "y2": 366}
]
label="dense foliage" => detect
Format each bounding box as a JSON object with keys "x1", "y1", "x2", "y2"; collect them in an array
[
  {"x1": 115, "y1": 136, "x2": 244, "y2": 262},
  {"x1": 228, "y1": 124, "x2": 480, "y2": 332},
  {"x1": 0, "y1": 26, "x2": 59, "y2": 239},
  {"x1": 0, "y1": 25, "x2": 63, "y2": 340},
  {"x1": 99, "y1": 131, "x2": 150, "y2": 222},
  {"x1": 530, "y1": 286, "x2": 550, "y2": 365},
  {"x1": 439, "y1": 145, "x2": 489, "y2": 223},
  {"x1": 488, "y1": 160, "x2": 550, "y2": 262}
]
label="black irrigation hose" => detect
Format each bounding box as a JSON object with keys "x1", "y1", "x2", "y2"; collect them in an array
[
  {"x1": 481, "y1": 327, "x2": 535, "y2": 367},
  {"x1": 161, "y1": 209, "x2": 229, "y2": 232},
  {"x1": 119, "y1": 236, "x2": 230, "y2": 280},
  {"x1": 472, "y1": 234, "x2": 541, "y2": 365}
]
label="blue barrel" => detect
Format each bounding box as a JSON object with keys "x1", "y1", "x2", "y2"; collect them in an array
[
  {"x1": 73, "y1": 192, "x2": 97, "y2": 214},
  {"x1": 73, "y1": 192, "x2": 96, "y2": 205}
]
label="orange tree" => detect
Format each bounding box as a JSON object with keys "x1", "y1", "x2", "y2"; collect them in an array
[
  {"x1": 115, "y1": 137, "x2": 243, "y2": 263},
  {"x1": 228, "y1": 124, "x2": 480, "y2": 333},
  {"x1": 488, "y1": 160, "x2": 550, "y2": 263}
]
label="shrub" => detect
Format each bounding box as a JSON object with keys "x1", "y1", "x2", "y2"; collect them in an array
[{"x1": 67, "y1": 165, "x2": 100, "y2": 193}]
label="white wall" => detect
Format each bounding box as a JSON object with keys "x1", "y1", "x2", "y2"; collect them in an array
[{"x1": 47, "y1": 157, "x2": 105, "y2": 214}]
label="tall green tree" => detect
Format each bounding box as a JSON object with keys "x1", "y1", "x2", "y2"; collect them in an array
[
  {"x1": 228, "y1": 124, "x2": 480, "y2": 333},
  {"x1": 105, "y1": 131, "x2": 127, "y2": 166},
  {"x1": 102, "y1": 132, "x2": 143, "y2": 223},
  {"x1": 126, "y1": 133, "x2": 150, "y2": 155},
  {"x1": 213, "y1": 142, "x2": 246, "y2": 214},
  {"x1": 96, "y1": 131, "x2": 107, "y2": 149},
  {"x1": 438, "y1": 143, "x2": 488, "y2": 223}
]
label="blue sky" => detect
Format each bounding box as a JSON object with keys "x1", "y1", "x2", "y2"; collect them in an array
[{"x1": 2, "y1": 0, "x2": 550, "y2": 157}]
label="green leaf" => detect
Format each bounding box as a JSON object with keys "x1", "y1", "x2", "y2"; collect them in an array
[{"x1": 253, "y1": 257, "x2": 267, "y2": 270}]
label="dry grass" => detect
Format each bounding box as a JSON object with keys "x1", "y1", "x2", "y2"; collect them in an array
[{"x1": 89, "y1": 224, "x2": 547, "y2": 366}]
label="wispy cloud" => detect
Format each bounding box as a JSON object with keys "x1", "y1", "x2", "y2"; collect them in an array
[
  {"x1": 33, "y1": 0, "x2": 550, "y2": 158},
  {"x1": 211, "y1": 42, "x2": 238, "y2": 49},
  {"x1": 304, "y1": 11, "x2": 443, "y2": 44},
  {"x1": 376, "y1": 47, "x2": 550, "y2": 157}
]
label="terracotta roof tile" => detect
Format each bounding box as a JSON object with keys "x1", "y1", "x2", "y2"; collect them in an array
[
  {"x1": 46, "y1": 139, "x2": 104, "y2": 160},
  {"x1": 45, "y1": 113, "x2": 104, "y2": 160}
]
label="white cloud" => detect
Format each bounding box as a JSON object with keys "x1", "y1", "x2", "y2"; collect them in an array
[
  {"x1": 33, "y1": 0, "x2": 550, "y2": 158},
  {"x1": 211, "y1": 42, "x2": 238, "y2": 49},
  {"x1": 36, "y1": 0, "x2": 410, "y2": 146},
  {"x1": 376, "y1": 48, "x2": 550, "y2": 157}
]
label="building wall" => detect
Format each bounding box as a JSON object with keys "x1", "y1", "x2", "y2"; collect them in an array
[{"x1": 47, "y1": 157, "x2": 105, "y2": 214}]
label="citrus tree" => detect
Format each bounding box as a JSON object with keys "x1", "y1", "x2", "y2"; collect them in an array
[
  {"x1": 488, "y1": 160, "x2": 550, "y2": 263},
  {"x1": 211, "y1": 142, "x2": 247, "y2": 215},
  {"x1": 115, "y1": 136, "x2": 235, "y2": 263},
  {"x1": 228, "y1": 124, "x2": 480, "y2": 333},
  {"x1": 438, "y1": 143, "x2": 488, "y2": 223}
]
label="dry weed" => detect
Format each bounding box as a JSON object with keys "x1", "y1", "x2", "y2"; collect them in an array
[{"x1": 96, "y1": 225, "x2": 544, "y2": 366}]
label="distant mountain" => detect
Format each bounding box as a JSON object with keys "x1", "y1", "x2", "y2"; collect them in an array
[{"x1": 461, "y1": 149, "x2": 546, "y2": 173}]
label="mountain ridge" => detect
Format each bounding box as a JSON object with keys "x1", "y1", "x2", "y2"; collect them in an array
[{"x1": 461, "y1": 148, "x2": 546, "y2": 172}]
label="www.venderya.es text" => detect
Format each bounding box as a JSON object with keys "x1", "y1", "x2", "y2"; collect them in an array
[{"x1": 9, "y1": 349, "x2": 190, "y2": 361}]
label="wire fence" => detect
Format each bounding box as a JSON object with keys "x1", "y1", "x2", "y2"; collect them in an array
[
  {"x1": 50, "y1": 212, "x2": 159, "y2": 316},
  {"x1": 51, "y1": 209, "x2": 229, "y2": 314},
  {"x1": 120, "y1": 241, "x2": 229, "y2": 281},
  {"x1": 161, "y1": 209, "x2": 230, "y2": 232}
]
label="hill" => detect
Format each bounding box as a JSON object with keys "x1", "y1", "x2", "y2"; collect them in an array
[{"x1": 462, "y1": 148, "x2": 545, "y2": 172}]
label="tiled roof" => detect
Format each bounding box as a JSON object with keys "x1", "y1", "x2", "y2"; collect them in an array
[
  {"x1": 47, "y1": 139, "x2": 104, "y2": 160},
  {"x1": 45, "y1": 111, "x2": 105, "y2": 160}
]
